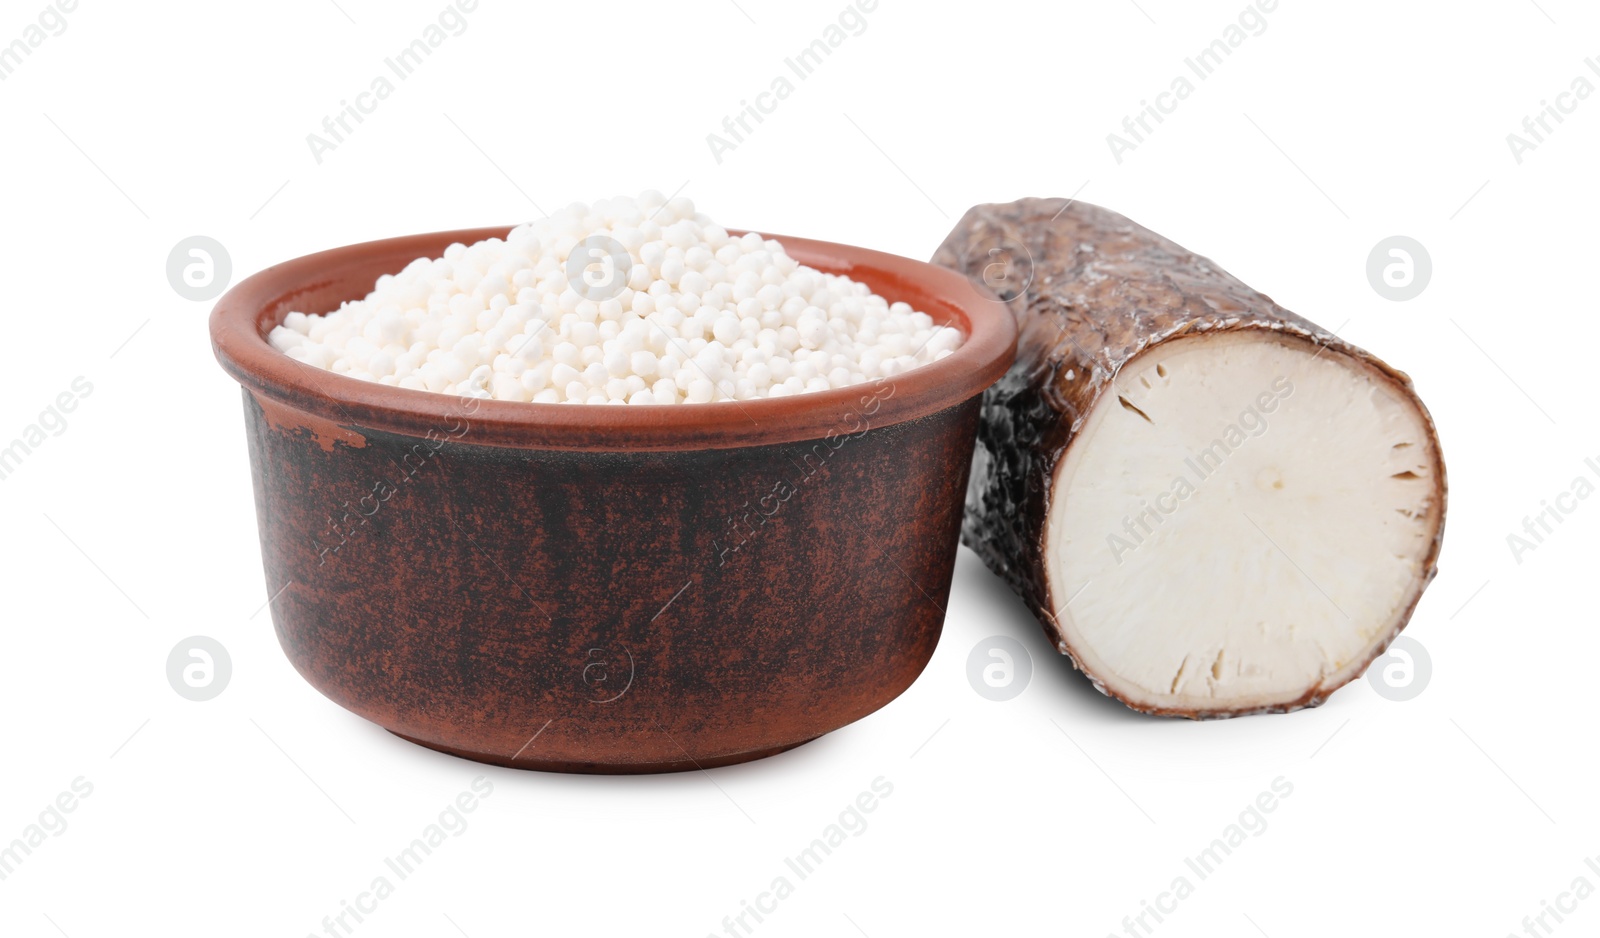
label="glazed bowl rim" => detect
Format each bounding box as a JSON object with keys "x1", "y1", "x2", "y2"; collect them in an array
[{"x1": 210, "y1": 225, "x2": 1017, "y2": 452}]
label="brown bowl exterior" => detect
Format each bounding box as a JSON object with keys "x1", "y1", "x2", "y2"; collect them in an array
[{"x1": 212, "y1": 226, "x2": 1016, "y2": 773}]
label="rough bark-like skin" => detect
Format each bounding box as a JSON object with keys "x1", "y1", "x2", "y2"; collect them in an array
[{"x1": 932, "y1": 197, "x2": 1447, "y2": 718}]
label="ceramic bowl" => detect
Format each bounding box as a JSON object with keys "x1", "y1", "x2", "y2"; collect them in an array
[{"x1": 210, "y1": 225, "x2": 1015, "y2": 773}]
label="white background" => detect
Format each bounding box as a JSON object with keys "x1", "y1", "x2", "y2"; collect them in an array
[{"x1": 1, "y1": 0, "x2": 1596, "y2": 935}]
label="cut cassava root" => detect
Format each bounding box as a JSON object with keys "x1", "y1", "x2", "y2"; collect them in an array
[{"x1": 933, "y1": 199, "x2": 1446, "y2": 717}]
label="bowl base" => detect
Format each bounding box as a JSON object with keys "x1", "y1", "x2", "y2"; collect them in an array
[{"x1": 386, "y1": 730, "x2": 823, "y2": 774}]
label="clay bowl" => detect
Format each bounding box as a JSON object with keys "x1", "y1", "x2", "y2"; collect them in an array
[{"x1": 210, "y1": 225, "x2": 1016, "y2": 773}]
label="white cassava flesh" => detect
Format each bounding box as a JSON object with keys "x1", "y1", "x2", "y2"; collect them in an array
[{"x1": 1049, "y1": 332, "x2": 1440, "y2": 713}]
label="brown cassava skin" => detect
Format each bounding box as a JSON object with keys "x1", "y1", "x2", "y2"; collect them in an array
[{"x1": 932, "y1": 197, "x2": 1447, "y2": 718}]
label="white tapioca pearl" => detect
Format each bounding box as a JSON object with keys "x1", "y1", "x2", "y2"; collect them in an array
[{"x1": 686, "y1": 378, "x2": 715, "y2": 403}]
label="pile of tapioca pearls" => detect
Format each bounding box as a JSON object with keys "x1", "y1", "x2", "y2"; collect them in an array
[{"x1": 270, "y1": 192, "x2": 963, "y2": 404}]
